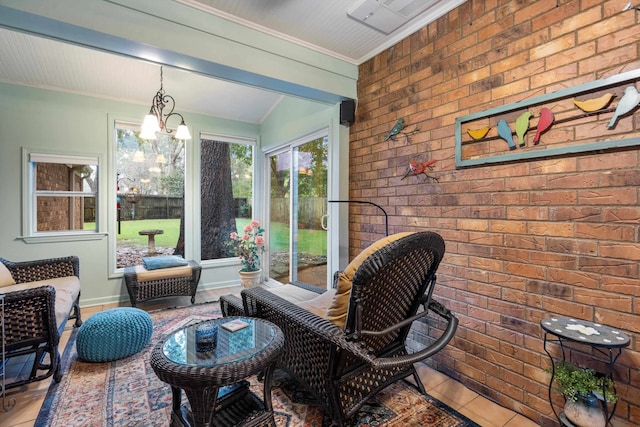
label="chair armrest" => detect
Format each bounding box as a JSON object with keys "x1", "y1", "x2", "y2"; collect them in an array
[
  {"x1": 242, "y1": 287, "x2": 382, "y2": 357},
  {"x1": 366, "y1": 299, "x2": 458, "y2": 370},
  {"x1": 2, "y1": 285, "x2": 59, "y2": 350},
  {"x1": 242, "y1": 287, "x2": 349, "y2": 351},
  {"x1": 242, "y1": 288, "x2": 457, "y2": 387},
  {"x1": 1, "y1": 256, "x2": 79, "y2": 284},
  {"x1": 219, "y1": 294, "x2": 244, "y2": 317}
]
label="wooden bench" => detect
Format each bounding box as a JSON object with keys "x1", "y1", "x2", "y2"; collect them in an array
[{"x1": 124, "y1": 260, "x2": 201, "y2": 307}]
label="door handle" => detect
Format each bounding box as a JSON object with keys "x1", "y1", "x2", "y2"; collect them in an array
[{"x1": 321, "y1": 214, "x2": 328, "y2": 230}]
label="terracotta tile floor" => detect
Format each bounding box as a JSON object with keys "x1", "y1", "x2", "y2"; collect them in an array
[{"x1": 0, "y1": 286, "x2": 540, "y2": 427}]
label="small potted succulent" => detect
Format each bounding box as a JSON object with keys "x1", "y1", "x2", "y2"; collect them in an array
[{"x1": 550, "y1": 362, "x2": 616, "y2": 427}]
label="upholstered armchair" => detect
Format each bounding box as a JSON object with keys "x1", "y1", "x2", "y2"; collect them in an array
[{"x1": 239, "y1": 231, "x2": 458, "y2": 427}]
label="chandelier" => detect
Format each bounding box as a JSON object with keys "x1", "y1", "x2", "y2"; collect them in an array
[{"x1": 139, "y1": 66, "x2": 191, "y2": 141}]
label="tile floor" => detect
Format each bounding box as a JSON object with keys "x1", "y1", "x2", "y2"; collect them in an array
[{"x1": 0, "y1": 286, "x2": 540, "y2": 427}]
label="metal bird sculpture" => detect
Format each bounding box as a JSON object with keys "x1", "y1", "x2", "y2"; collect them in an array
[
  {"x1": 384, "y1": 118, "x2": 419, "y2": 143},
  {"x1": 607, "y1": 86, "x2": 640, "y2": 128},
  {"x1": 497, "y1": 119, "x2": 516, "y2": 150},
  {"x1": 533, "y1": 108, "x2": 554, "y2": 145},
  {"x1": 515, "y1": 112, "x2": 532, "y2": 147},
  {"x1": 401, "y1": 160, "x2": 438, "y2": 182}
]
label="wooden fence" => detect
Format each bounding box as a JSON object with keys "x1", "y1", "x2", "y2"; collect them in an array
[{"x1": 85, "y1": 196, "x2": 327, "y2": 227}]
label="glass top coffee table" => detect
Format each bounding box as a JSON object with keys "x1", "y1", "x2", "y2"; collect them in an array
[{"x1": 150, "y1": 316, "x2": 284, "y2": 427}]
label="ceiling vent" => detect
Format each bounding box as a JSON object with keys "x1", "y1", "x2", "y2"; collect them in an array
[{"x1": 347, "y1": 0, "x2": 440, "y2": 34}]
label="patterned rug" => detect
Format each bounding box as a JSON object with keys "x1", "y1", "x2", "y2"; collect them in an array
[{"x1": 36, "y1": 302, "x2": 480, "y2": 426}]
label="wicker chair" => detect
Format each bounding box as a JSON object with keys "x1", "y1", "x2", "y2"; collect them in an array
[
  {"x1": 1, "y1": 256, "x2": 82, "y2": 389},
  {"x1": 241, "y1": 231, "x2": 458, "y2": 427}
]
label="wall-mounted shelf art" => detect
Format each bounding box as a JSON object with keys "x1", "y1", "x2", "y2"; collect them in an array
[{"x1": 455, "y1": 68, "x2": 640, "y2": 168}]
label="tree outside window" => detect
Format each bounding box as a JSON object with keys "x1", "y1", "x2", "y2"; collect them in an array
[{"x1": 199, "y1": 137, "x2": 254, "y2": 261}]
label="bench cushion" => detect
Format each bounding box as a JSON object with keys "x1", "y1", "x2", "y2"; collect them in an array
[
  {"x1": 76, "y1": 307, "x2": 152, "y2": 362},
  {"x1": 0, "y1": 276, "x2": 80, "y2": 331},
  {"x1": 266, "y1": 283, "x2": 324, "y2": 304},
  {"x1": 133, "y1": 264, "x2": 193, "y2": 281}
]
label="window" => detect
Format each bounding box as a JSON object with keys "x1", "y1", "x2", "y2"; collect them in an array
[
  {"x1": 200, "y1": 134, "x2": 255, "y2": 262},
  {"x1": 22, "y1": 149, "x2": 100, "y2": 242},
  {"x1": 114, "y1": 122, "x2": 185, "y2": 269}
]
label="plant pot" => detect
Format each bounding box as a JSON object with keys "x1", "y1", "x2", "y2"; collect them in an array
[
  {"x1": 238, "y1": 269, "x2": 262, "y2": 289},
  {"x1": 563, "y1": 393, "x2": 605, "y2": 427}
]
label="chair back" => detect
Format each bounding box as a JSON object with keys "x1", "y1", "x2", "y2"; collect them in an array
[{"x1": 343, "y1": 231, "x2": 445, "y2": 354}]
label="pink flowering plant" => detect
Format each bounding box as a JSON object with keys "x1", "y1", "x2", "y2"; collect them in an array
[{"x1": 227, "y1": 220, "x2": 266, "y2": 272}]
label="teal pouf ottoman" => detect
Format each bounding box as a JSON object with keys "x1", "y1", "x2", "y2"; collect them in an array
[{"x1": 76, "y1": 307, "x2": 153, "y2": 362}]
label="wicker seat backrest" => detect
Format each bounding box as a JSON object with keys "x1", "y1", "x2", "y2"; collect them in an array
[{"x1": 343, "y1": 231, "x2": 445, "y2": 354}]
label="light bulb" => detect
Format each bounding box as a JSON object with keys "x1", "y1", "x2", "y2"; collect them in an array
[
  {"x1": 133, "y1": 150, "x2": 145, "y2": 162},
  {"x1": 175, "y1": 123, "x2": 191, "y2": 140},
  {"x1": 140, "y1": 113, "x2": 160, "y2": 139}
]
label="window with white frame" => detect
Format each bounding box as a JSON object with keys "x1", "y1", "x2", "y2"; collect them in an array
[
  {"x1": 200, "y1": 134, "x2": 255, "y2": 262},
  {"x1": 22, "y1": 149, "x2": 99, "y2": 241},
  {"x1": 114, "y1": 122, "x2": 185, "y2": 269}
]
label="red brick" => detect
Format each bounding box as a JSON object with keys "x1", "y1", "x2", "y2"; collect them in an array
[{"x1": 528, "y1": 221, "x2": 574, "y2": 237}]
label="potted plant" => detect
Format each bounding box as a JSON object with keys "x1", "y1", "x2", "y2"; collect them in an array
[
  {"x1": 550, "y1": 361, "x2": 617, "y2": 427},
  {"x1": 227, "y1": 220, "x2": 266, "y2": 288}
]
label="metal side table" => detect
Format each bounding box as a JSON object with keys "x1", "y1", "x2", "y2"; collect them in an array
[{"x1": 541, "y1": 317, "x2": 630, "y2": 426}]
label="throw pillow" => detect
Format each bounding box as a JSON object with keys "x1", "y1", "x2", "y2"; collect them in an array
[
  {"x1": 325, "y1": 232, "x2": 412, "y2": 328},
  {"x1": 142, "y1": 255, "x2": 188, "y2": 270},
  {"x1": 0, "y1": 262, "x2": 16, "y2": 288}
]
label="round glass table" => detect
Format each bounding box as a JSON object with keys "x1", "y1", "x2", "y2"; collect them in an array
[{"x1": 150, "y1": 316, "x2": 284, "y2": 427}]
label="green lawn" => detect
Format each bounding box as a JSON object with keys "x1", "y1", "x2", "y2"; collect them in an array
[
  {"x1": 90, "y1": 218, "x2": 326, "y2": 255},
  {"x1": 114, "y1": 219, "x2": 182, "y2": 247}
]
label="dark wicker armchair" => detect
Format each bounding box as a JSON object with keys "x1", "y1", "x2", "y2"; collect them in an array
[
  {"x1": 240, "y1": 231, "x2": 458, "y2": 427},
  {"x1": 1, "y1": 256, "x2": 82, "y2": 389}
]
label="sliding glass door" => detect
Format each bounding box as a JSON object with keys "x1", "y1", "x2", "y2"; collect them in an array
[{"x1": 268, "y1": 135, "x2": 328, "y2": 287}]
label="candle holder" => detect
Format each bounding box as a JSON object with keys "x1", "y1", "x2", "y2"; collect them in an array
[{"x1": 195, "y1": 321, "x2": 218, "y2": 352}]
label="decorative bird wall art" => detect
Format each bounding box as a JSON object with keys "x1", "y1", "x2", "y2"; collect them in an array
[
  {"x1": 464, "y1": 83, "x2": 639, "y2": 153},
  {"x1": 607, "y1": 86, "x2": 640, "y2": 128},
  {"x1": 573, "y1": 92, "x2": 615, "y2": 112},
  {"x1": 384, "y1": 118, "x2": 419, "y2": 143},
  {"x1": 515, "y1": 112, "x2": 532, "y2": 147},
  {"x1": 467, "y1": 126, "x2": 491, "y2": 140},
  {"x1": 533, "y1": 107, "x2": 554, "y2": 145},
  {"x1": 497, "y1": 119, "x2": 517, "y2": 150},
  {"x1": 401, "y1": 160, "x2": 438, "y2": 182}
]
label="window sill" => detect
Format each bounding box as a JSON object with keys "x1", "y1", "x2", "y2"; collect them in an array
[{"x1": 19, "y1": 232, "x2": 108, "y2": 244}]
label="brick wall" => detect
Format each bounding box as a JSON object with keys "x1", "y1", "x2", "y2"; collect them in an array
[
  {"x1": 36, "y1": 163, "x2": 83, "y2": 231},
  {"x1": 350, "y1": 1, "x2": 639, "y2": 426}
]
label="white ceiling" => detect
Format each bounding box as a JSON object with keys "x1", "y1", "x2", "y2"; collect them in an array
[
  {"x1": 181, "y1": 0, "x2": 465, "y2": 64},
  {"x1": 0, "y1": 0, "x2": 463, "y2": 124}
]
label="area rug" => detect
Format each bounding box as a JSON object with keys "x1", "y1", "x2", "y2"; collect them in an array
[{"x1": 36, "y1": 302, "x2": 480, "y2": 426}]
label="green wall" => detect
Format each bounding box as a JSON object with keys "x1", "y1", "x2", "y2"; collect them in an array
[
  {"x1": 0, "y1": 80, "x2": 350, "y2": 306},
  {"x1": 0, "y1": 0, "x2": 355, "y2": 306},
  {"x1": 0, "y1": 82, "x2": 258, "y2": 305}
]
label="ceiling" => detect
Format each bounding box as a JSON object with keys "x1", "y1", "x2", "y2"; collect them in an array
[{"x1": 0, "y1": 0, "x2": 464, "y2": 124}]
